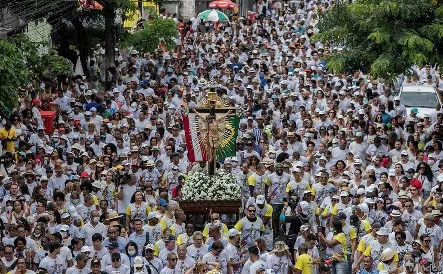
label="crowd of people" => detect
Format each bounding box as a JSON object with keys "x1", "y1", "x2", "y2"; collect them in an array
[{"x1": 1, "y1": 1, "x2": 443, "y2": 274}]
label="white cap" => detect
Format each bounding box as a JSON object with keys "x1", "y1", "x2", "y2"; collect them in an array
[
  {"x1": 256, "y1": 195, "x2": 265, "y2": 204},
  {"x1": 134, "y1": 256, "x2": 144, "y2": 267},
  {"x1": 147, "y1": 212, "x2": 161, "y2": 220},
  {"x1": 358, "y1": 109, "x2": 365, "y2": 115},
  {"x1": 227, "y1": 228, "x2": 241, "y2": 237},
  {"x1": 60, "y1": 224, "x2": 70, "y2": 232},
  {"x1": 81, "y1": 246, "x2": 91, "y2": 253},
  {"x1": 357, "y1": 203, "x2": 369, "y2": 214},
  {"x1": 357, "y1": 188, "x2": 366, "y2": 195},
  {"x1": 340, "y1": 191, "x2": 349, "y2": 197},
  {"x1": 299, "y1": 201, "x2": 309, "y2": 215},
  {"x1": 300, "y1": 224, "x2": 310, "y2": 232},
  {"x1": 388, "y1": 169, "x2": 396, "y2": 176}
]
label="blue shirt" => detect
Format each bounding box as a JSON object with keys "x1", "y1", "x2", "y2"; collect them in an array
[{"x1": 357, "y1": 269, "x2": 379, "y2": 274}]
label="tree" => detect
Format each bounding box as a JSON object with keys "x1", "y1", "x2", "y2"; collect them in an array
[
  {"x1": 0, "y1": 35, "x2": 72, "y2": 115},
  {"x1": 123, "y1": 16, "x2": 178, "y2": 53},
  {"x1": 95, "y1": 0, "x2": 137, "y2": 69},
  {"x1": 314, "y1": 0, "x2": 443, "y2": 80}
]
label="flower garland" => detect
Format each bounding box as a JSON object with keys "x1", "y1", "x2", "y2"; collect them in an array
[{"x1": 181, "y1": 170, "x2": 241, "y2": 201}]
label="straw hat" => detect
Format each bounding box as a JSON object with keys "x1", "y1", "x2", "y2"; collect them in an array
[
  {"x1": 274, "y1": 241, "x2": 289, "y2": 252},
  {"x1": 106, "y1": 211, "x2": 120, "y2": 222}
]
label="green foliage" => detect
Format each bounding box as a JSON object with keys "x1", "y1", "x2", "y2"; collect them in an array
[
  {"x1": 314, "y1": 0, "x2": 443, "y2": 80},
  {"x1": 123, "y1": 16, "x2": 178, "y2": 53},
  {"x1": 0, "y1": 40, "x2": 29, "y2": 114},
  {"x1": 8, "y1": 35, "x2": 73, "y2": 80},
  {"x1": 0, "y1": 35, "x2": 73, "y2": 114}
]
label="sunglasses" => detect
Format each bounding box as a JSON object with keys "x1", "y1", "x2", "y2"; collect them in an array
[
  {"x1": 111, "y1": 258, "x2": 120, "y2": 262},
  {"x1": 168, "y1": 258, "x2": 178, "y2": 261}
]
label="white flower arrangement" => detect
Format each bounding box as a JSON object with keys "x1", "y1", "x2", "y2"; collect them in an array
[{"x1": 181, "y1": 170, "x2": 241, "y2": 201}]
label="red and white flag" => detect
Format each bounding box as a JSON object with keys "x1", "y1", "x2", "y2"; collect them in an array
[{"x1": 183, "y1": 114, "x2": 208, "y2": 162}]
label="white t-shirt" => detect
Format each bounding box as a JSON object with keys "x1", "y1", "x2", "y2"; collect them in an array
[
  {"x1": 65, "y1": 266, "x2": 91, "y2": 274},
  {"x1": 202, "y1": 250, "x2": 230, "y2": 274},
  {"x1": 103, "y1": 264, "x2": 130, "y2": 274},
  {"x1": 249, "y1": 260, "x2": 267, "y2": 274},
  {"x1": 266, "y1": 254, "x2": 291, "y2": 274},
  {"x1": 39, "y1": 255, "x2": 66, "y2": 274}
]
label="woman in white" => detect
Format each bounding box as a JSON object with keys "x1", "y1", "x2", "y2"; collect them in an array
[{"x1": 7, "y1": 257, "x2": 36, "y2": 274}]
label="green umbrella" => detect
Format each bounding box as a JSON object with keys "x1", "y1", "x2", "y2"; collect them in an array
[{"x1": 198, "y1": 9, "x2": 229, "y2": 22}]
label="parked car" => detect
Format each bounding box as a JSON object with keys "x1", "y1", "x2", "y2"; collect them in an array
[{"x1": 399, "y1": 85, "x2": 441, "y2": 117}]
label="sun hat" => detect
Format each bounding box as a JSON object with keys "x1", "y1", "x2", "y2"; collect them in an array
[
  {"x1": 376, "y1": 227, "x2": 390, "y2": 236},
  {"x1": 380, "y1": 248, "x2": 396, "y2": 262}
]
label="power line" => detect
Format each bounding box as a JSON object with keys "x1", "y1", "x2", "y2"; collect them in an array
[
  {"x1": 3, "y1": 1, "x2": 60, "y2": 25},
  {"x1": 12, "y1": 2, "x2": 79, "y2": 39},
  {"x1": 25, "y1": 6, "x2": 80, "y2": 41},
  {"x1": 3, "y1": 0, "x2": 78, "y2": 28}
]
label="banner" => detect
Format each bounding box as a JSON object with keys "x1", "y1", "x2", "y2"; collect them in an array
[{"x1": 183, "y1": 113, "x2": 239, "y2": 162}]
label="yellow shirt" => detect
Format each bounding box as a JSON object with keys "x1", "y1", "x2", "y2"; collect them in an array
[
  {"x1": 0, "y1": 127, "x2": 16, "y2": 152},
  {"x1": 92, "y1": 195, "x2": 99, "y2": 206},
  {"x1": 202, "y1": 223, "x2": 229, "y2": 238},
  {"x1": 294, "y1": 253, "x2": 313, "y2": 274},
  {"x1": 364, "y1": 246, "x2": 399, "y2": 262},
  {"x1": 334, "y1": 232, "x2": 348, "y2": 260},
  {"x1": 361, "y1": 219, "x2": 372, "y2": 232},
  {"x1": 285, "y1": 181, "x2": 311, "y2": 193},
  {"x1": 357, "y1": 238, "x2": 367, "y2": 253},
  {"x1": 125, "y1": 203, "x2": 152, "y2": 217}
]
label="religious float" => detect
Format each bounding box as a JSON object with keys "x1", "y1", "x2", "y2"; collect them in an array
[{"x1": 179, "y1": 84, "x2": 242, "y2": 230}]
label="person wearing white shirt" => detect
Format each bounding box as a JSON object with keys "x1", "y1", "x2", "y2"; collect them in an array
[
  {"x1": 158, "y1": 235, "x2": 178, "y2": 266},
  {"x1": 39, "y1": 242, "x2": 67, "y2": 274},
  {"x1": 103, "y1": 253, "x2": 130, "y2": 274},
  {"x1": 247, "y1": 246, "x2": 267, "y2": 274},
  {"x1": 201, "y1": 241, "x2": 230, "y2": 274},
  {"x1": 80, "y1": 211, "x2": 107, "y2": 246},
  {"x1": 143, "y1": 244, "x2": 164, "y2": 274},
  {"x1": 175, "y1": 244, "x2": 195, "y2": 274},
  {"x1": 159, "y1": 253, "x2": 179, "y2": 274},
  {"x1": 65, "y1": 253, "x2": 91, "y2": 274}
]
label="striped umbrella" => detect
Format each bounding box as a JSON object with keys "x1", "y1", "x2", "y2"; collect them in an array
[
  {"x1": 208, "y1": 0, "x2": 238, "y2": 9},
  {"x1": 198, "y1": 9, "x2": 230, "y2": 22}
]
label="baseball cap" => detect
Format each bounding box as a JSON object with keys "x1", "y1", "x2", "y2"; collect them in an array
[
  {"x1": 80, "y1": 171, "x2": 89, "y2": 178},
  {"x1": 158, "y1": 199, "x2": 168, "y2": 207},
  {"x1": 337, "y1": 212, "x2": 347, "y2": 220},
  {"x1": 134, "y1": 256, "x2": 144, "y2": 267},
  {"x1": 81, "y1": 246, "x2": 91, "y2": 253},
  {"x1": 227, "y1": 229, "x2": 241, "y2": 237},
  {"x1": 164, "y1": 235, "x2": 176, "y2": 242},
  {"x1": 372, "y1": 222, "x2": 382, "y2": 229},
  {"x1": 111, "y1": 252, "x2": 121, "y2": 259},
  {"x1": 147, "y1": 212, "x2": 161, "y2": 220},
  {"x1": 300, "y1": 225, "x2": 310, "y2": 232},
  {"x1": 256, "y1": 195, "x2": 265, "y2": 205},
  {"x1": 60, "y1": 224, "x2": 70, "y2": 232},
  {"x1": 349, "y1": 214, "x2": 359, "y2": 225}
]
